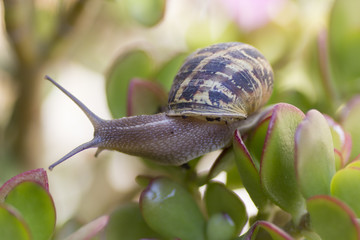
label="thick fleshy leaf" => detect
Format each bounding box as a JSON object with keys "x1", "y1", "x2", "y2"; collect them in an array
[
  {"x1": 246, "y1": 115, "x2": 272, "y2": 168},
  {"x1": 240, "y1": 221, "x2": 293, "y2": 240},
  {"x1": 261, "y1": 103, "x2": 306, "y2": 219},
  {"x1": 140, "y1": 178, "x2": 205, "y2": 240},
  {"x1": 5, "y1": 181, "x2": 56, "y2": 240},
  {"x1": 295, "y1": 110, "x2": 336, "y2": 199},
  {"x1": 325, "y1": 115, "x2": 352, "y2": 168},
  {"x1": 64, "y1": 216, "x2": 109, "y2": 240},
  {"x1": 307, "y1": 195, "x2": 360, "y2": 240},
  {"x1": 346, "y1": 160, "x2": 360, "y2": 168},
  {"x1": 124, "y1": 0, "x2": 165, "y2": 27},
  {"x1": 0, "y1": 204, "x2": 31, "y2": 240},
  {"x1": 341, "y1": 96, "x2": 360, "y2": 161},
  {"x1": 331, "y1": 167, "x2": 360, "y2": 217},
  {"x1": 127, "y1": 78, "x2": 167, "y2": 116},
  {"x1": 205, "y1": 182, "x2": 247, "y2": 235},
  {"x1": 106, "y1": 202, "x2": 160, "y2": 240},
  {"x1": 106, "y1": 50, "x2": 153, "y2": 118},
  {"x1": 0, "y1": 168, "x2": 48, "y2": 202},
  {"x1": 226, "y1": 164, "x2": 244, "y2": 190},
  {"x1": 206, "y1": 213, "x2": 236, "y2": 240},
  {"x1": 233, "y1": 130, "x2": 267, "y2": 209}
]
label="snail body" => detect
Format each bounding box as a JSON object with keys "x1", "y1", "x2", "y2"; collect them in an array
[{"x1": 47, "y1": 42, "x2": 273, "y2": 170}]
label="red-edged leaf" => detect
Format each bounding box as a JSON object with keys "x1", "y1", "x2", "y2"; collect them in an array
[
  {"x1": 5, "y1": 181, "x2": 56, "y2": 240},
  {"x1": 246, "y1": 115, "x2": 272, "y2": 169},
  {"x1": 242, "y1": 220, "x2": 294, "y2": 240},
  {"x1": 260, "y1": 103, "x2": 306, "y2": 220},
  {"x1": 0, "y1": 204, "x2": 31, "y2": 240},
  {"x1": 233, "y1": 130, "x2": 267, "y2": 209},
  {"x1": 331, "y1": 167, "x2": 360, "y2": 217},
  {"x1": 0, "y1": 169, "x2": 48, "y2": 202},
  {"x1": 307, "y1": 195, "x2": 360, "y2": 240},
  {"x1": 295, "y1": 110, "x2": 336, "y2": 199}
]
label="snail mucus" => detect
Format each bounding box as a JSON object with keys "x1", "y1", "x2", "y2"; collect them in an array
[{"x1": 47, "y1": 42, "x2": 274, "y2": 170}]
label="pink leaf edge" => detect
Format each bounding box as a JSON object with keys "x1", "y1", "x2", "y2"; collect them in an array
[
  {"x1": 308, "y1": 195, "x2": 360, "y2": 238},
  {"x1": 234, "y1": 130, "x2": 256, "y2": 169},
  {"x1": 245, "y1": 220, "x2": 294, "y2": 240},
  {"x1": 0, "y1": 168, "x2": 49, "y2": 202},
  {"x1": 324, "y1": 114, "x2": 352, "y2": 164},
  {"x1": 260, "y1": 103, "x2": 305, "y2": 175}
]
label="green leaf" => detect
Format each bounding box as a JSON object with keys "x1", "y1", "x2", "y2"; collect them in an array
[
  {"x1": 225, "y1": 163, "x2": 244, "y2": 190},
  {"x1": 106, "y1": 50, "x2": 153, "y2": 118},
  {"x1": 307, "y1": 195, "x2": 360, "y2": 240},
  {"x1": 64, "y1": 216, "x2": 109, "y2": 240},
  {"x1": 206, "y1": 213, "x2": 236, "y2": 240},
  {"x1": 240, "y1": 221, "x2": 294, "y2": 240},
  {"x1": 156, "y1": 53, "x2": 188, "y2": 91},
  {"x1": 5, "y1": 181, "x2": 56, "y2": 240},
  {"x1": 207, "y1": 148, "x2": 236, "y2": 183},
  {"x1": 106, "y1": 202, "x2": 160, "y2": 240},
  {"x1": 0, "y1": 168, "x2": 48, "y2": 202},
  {"x1": 331, "y1": 167, "x2": 360, "y2": 217},
  {"x1": 127, "y1": 78, "x2": 167, "y2": 116},
  {"x1": 233, "y1": 130, "x2": 267, "y2": 209},
  {"x1": 246, "y1": 115, "x2": 272, "y2": 169},
  {"x1": 124, "y1": 0, "x2": 166, "y2": 27},
  {"x1": 205, "y1": 182, "x2": 247, "y2": 235},
  {"x1": 346, "y1": 160, "x2": 360, "y2": 168},
  {"x1": 295, "y1": 109, "x2": 336, "y2": 199},
  {"x1": 0, "y1": 204, "x2": 31, "y2": 240},
  {"x1": 140, "y1": 178, "x2": 205, "y2": 240},
  {"x1": 340, "y1": 96, "x2": 360, "y2": 161},
  {"x1": 261, "y1": 103, "x2": 306, "y2": 220}
]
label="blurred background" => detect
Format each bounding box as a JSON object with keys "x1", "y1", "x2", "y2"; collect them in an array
[{"x1": 0, "y1": 0, "x2": 359, "y2": 228}]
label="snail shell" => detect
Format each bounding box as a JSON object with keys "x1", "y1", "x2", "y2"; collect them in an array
[{"x1": 167, "y1": 42, "x2": 273, "y2": 121}]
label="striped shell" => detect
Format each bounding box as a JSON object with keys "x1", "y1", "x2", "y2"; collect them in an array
[{"x1": 166, "y1": 42, "x2": 273, "y2": 121}]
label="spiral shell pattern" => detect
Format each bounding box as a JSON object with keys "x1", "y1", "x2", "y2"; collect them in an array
[{"x1": 167, "y1": 42, "x2": 273, "y2": 121}]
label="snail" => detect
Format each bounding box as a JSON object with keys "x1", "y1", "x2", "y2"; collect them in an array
[{"x1": 47, "y1": 42, "x2": 273, "y2": 170}]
